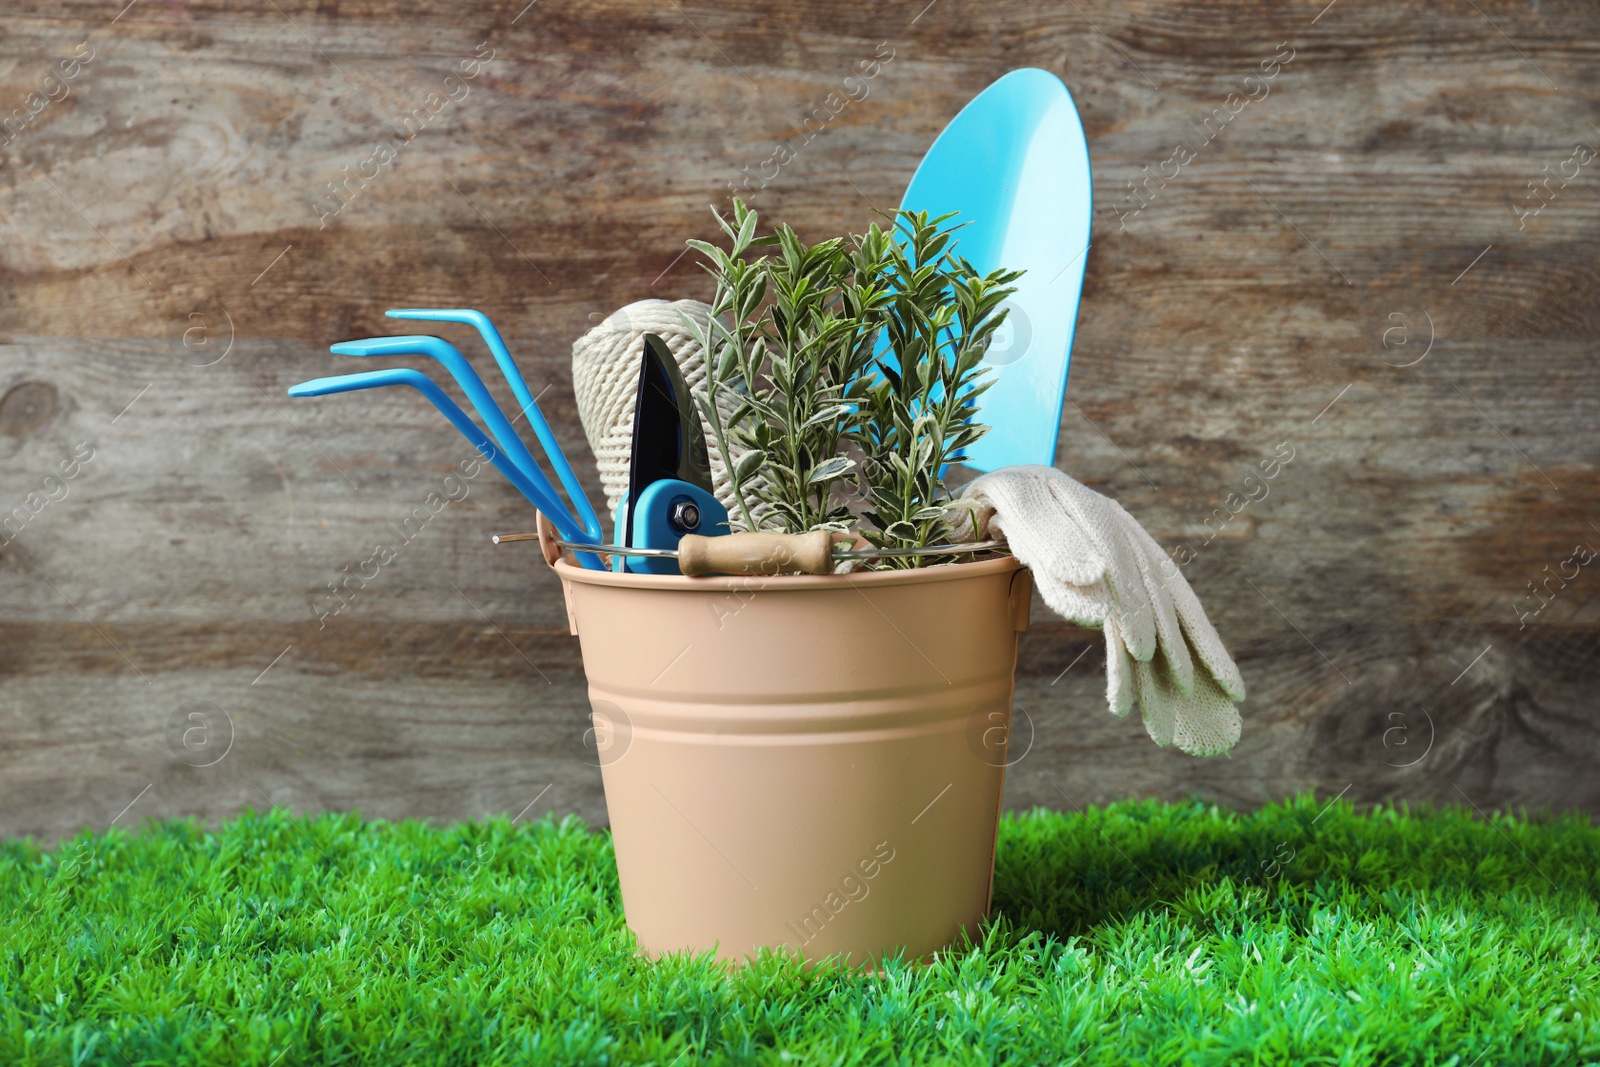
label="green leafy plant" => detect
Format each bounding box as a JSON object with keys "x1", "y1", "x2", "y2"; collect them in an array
[
  {"x1": 685, "y1": 198, "x2": 1020, "y2": 566},
  {"x1": 847, "y1": 210, "x2": 1021, "y2": 562}
]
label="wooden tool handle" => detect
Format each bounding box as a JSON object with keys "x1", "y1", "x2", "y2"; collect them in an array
[{"x1": 678, "y1": 530, "x2": 836, "y2": 577}]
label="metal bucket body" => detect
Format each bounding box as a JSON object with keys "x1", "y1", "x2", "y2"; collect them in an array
[{"x1": 553, "y1": 553, "x2": 1031, "y2": 966}]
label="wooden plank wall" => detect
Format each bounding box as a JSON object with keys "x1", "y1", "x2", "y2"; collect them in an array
[{"x1": 2, "y1": 0, "x2": 1597, "y2": 845}]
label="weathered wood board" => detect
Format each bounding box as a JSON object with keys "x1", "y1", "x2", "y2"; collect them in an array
[{"x1": 3, "y1": 0, "x2": 1598, "y2": 844}]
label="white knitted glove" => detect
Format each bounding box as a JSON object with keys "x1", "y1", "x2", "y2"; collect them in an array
[{"x1": 952, "y1": 466, "x2": 1245, "y2": 756}]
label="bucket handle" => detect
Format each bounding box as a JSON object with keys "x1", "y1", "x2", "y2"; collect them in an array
[{"x1": 1008, "y1": 567, "x2": 1033, "y2": 632}]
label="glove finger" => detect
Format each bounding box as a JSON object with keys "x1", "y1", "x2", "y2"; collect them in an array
[
  {"x1": 1107, "y1": 511, "x2": 1184, "y2": 675},
  {"x1": 1166, "y1": 579, "x2": 1246, "y2": 702},
  {"x1": 1124, "y1": 515, "x2": 1244, "y2": 701},
  {"x1": 1135, "y1": 636, "x2": 1245, "y2": 755},
  {"x1": 1180, "y1": 609, "x2": 1246, "y2": 702},
  {"x1": 1170, "y1": 668, "x2": 1243, "y2": 756},
  {"x1": 1105, "y1": 616, "x2": 1136, "y2": 719},
  {"x1": 1123, "y1": 513, "x2": 1193, "y2": 693},
  {"x1": 1133, "y1": 656, "x2": 1177, "y2": 747},
  {"x1": 1055, "y1": 480, "x2": 1158, "y2": 660}
]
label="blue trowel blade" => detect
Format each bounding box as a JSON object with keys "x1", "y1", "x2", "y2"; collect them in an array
[{"x1": 898, "y1": 68, "x2": 1092, "y2": 471}]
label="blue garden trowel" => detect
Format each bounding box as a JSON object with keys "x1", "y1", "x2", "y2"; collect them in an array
[
  {"x1": 899, "y1": 68, "x2": 1092, "y2": 471},
  {"x1": 612, "y1": 334, "x2": 728, "y2": 574}
]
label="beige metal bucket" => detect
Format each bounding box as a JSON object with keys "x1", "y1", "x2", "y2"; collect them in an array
[{"x1": 543, "y1": 526, "x2": 1032, "y2": 967}]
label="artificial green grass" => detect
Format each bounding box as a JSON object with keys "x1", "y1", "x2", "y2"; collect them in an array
[{"x1": 3, "y1": 796, "x2": 1597, "y2": 1066}]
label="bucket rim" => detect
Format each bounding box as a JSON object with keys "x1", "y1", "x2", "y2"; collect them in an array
[{"x1": 551, "y1": 551, "x2": 1023, "y2": 591}]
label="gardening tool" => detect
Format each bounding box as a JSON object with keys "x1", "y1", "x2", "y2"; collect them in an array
[
  {"x1": 385, "y1": 307, "x2": 605, "y2": 547},
  {"x1": 898, "y1": 67, "x2": 1092, "y2": 471},
  {"x1": 611, "y1": 334, "x2": 729, "y2": 575},
  {"x1": 328, "y1": 332, "x2": 605, "y2": 554},
  {"x1": 495, "y1": 523, "x2": 1005, "y2": 578},
  {"x1": 569, "y1": 300, "x2": 736, "y2": 521},
  {"x1": 379, "y1": 307, "x2": 604, "y2": 543},
  {"x1": 285, "y1": 367, "x2": 605, "y2": 570},
  {"x1": 329, "y1": 334, "x2": 559, "y2": 508}
]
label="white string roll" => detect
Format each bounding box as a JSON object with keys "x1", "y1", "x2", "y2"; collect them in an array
[{"x1": 570, "y1": 299, "x2": 773, "y2": 531}]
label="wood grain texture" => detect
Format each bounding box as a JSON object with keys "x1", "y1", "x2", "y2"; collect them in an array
[{"x1": 3, "y1": 0, "x2": 1598, "y2": 844}]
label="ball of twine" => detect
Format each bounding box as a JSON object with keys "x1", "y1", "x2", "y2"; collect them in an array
[{"x1": 570, "y1": 299, "x2": 773, "y2": 531}]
